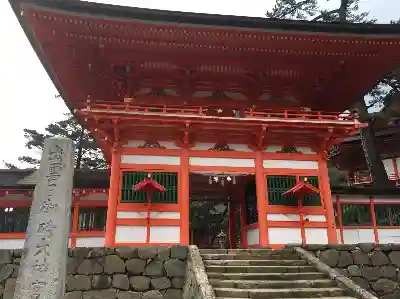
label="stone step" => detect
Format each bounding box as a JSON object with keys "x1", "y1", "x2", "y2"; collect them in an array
[
  {"x1": 201, "y1": 253, "x2": 301, "y2": 260},
  {"x1": 207, "y1": 272, "x2": 327, "y2": 280},
  {"x1": 203, "y1": 259, "x2": 307, "y2": 266},
  {"x1": 205, "y1": 265, "x2": 316, "y2": 273},
  {"x1": 213, "y1": 287, "x2": 346, "y2": 298},
  {"x1": 210, "y1": 279, "x2": 337, "y2": 289},
  {"x1": 200, "y1": 249, "x2": 274, "y2": 254},
  {"x1": 216, "y1": 298, "x2": 356, "y2": 299}
]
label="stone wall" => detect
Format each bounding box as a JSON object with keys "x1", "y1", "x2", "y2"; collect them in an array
[
  {"x1": 301, "y1": 244, "x2": 400, "y2": 299},
  {"x1": 183, "y1": 246, "x2": 215, "y2": 299},
  {"x1": 0, "y1": 246, "x2": 188, "y2": 299}
]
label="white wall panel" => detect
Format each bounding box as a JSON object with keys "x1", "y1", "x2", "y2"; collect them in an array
[
  {"x1": 337, "y1": 229, "x2": 342, "y2": 244},
  {"x1": 268, "y1": 228, "x2": 302, "y2": 244},
  {"x1": 117, "y1": 211, "x2": 146, "y2": 219},
  {"x1": 150, "y1": 226, "x2": 180, "y2": 243},
  {"x1": 267, "y1": 214, "x2": 300, "y2": 221},
  {"x1": 0, "y1": 239, "x2": 25, "y2": 249},
  {"x1": 264, "y1": 146, "x2": 282, "y2": 153},
  {"x1": 263, "y1": 160, "x2": 318, "y2": 169},
  {"x1": 117, "y1": 211, "x2": 180, "y2": 219},
  {"x1": 116, "y1": 226, "x2": 146, "y2": 243},
  {"x1": 304, "y1": 215, "x2": 326, "y2": 222},
  {"x1": 247, "y1": 228, "x2": 259, "y2": 245},
  {"x1": 150, "y1": 212, "x2": 180, "y2": 219},
  {"x1": 342, "y1": 229, "x2": 375, "y2": 244},
  {"x1": 378, "y1": 229, "x2": 400, "y2": 243},
  {"x1": 76, "y1": 237, "x2": 105, "y2": 247},
  {"x1": 305, "y1": 228, "x2": 328, "y2": 244},
  {"x1": 189, "y1": 157, "x2": 254, "y2": 167},
  {"x1": 121, "y1": 155, "x2": 180, "y2": 165}
]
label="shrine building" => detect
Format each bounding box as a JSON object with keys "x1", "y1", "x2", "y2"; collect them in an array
[{"x1": 5, "y1": 0, "x2": 400, "y2": 248}]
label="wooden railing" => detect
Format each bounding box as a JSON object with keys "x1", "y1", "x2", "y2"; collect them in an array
[
  {"x1": 82, "y1": 101, "x2": 355, "y2": 123},
  {"x1": 349, "y1": 171, "x2": 400, "y2": 186}
]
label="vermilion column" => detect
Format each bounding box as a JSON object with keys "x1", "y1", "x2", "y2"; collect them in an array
[
  {"x1": 255, "y1": 152, "x2": 268, "y2": 247},
  {"x1": 105, "y1": 146, "x2": 121, "y2": 247},
  {"x1": 318, "y1": 153, "x2": 338, "y2": 244},
  {"x1": 180, "y1": 149, "x2": 190, "y2": 245}
]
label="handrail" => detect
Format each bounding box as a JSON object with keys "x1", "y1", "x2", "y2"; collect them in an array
[{"x1": 83, "y1": 101, "x2": 356, "y2": 122}]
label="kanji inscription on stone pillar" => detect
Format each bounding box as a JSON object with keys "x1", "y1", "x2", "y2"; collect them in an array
[{"x1": 14, "y1": 137, "x2": 74, "y2": 299}]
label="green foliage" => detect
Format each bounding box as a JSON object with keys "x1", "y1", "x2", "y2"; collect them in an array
[
  {"x1": 266, "y1": 0, "x2": 373, "y2": 23},
  {"x1": 15, "y1": 113, "x2": 106, "y2": 169}
]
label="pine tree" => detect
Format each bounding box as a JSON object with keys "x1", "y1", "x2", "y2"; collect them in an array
[
  {"x1": 267, "y1": 0, "x2": 400, "y2": 188},
  {"x1": 5, "y1": 113, "x2": 107, "y2": 169}
]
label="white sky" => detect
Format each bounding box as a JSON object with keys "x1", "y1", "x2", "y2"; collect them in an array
[{"x1": 0, "y1": 0, "x2": 399, "y2": 168}]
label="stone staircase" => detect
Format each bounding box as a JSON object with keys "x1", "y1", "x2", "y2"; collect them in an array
[{"x1": 200, "y1": 248, "x2": 359, "y2": 299}]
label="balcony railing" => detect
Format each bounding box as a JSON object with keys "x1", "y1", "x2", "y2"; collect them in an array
[
  {"x1": 348, "y1": 171, "x2": 400, "y2": 186},
  {"x1": 81, "y1": 101, "x2": 356, "y2": 124}
]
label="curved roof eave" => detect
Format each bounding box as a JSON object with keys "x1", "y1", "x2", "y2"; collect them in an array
[{"x1": 10, "y1": 0, "x2": 400, "y2": 37}]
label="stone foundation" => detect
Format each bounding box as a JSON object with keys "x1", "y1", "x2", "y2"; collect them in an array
[
  {"x1": 300, "y1": 244, "x2": 400, "y2": 299},
  {"x1": 0, "y1": 246, "x2": 188, "y2": 299}
]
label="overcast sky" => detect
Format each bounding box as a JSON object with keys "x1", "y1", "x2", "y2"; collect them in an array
[{"x1": 1, "y1": 0, "x2": 399, "y2": 168}]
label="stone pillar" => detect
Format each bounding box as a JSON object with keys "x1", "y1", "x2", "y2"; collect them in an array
[{"x1": 14, "y1": 137, "x2": 74, "y2": 299}]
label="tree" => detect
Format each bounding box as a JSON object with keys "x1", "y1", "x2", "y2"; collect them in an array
[
  {"x1": 267, "y1": 0, "x2": 400, "y2": 188},
  {"x1": 6, "y1": 113, "x2": 107, "y2": 169}
]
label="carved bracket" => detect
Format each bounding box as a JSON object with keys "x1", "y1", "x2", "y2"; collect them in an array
[
  {"x1": 138, "y1": 141, "x2": 166, "y2": 149},
  {"x1": 209, "y1": 142, "x2": 234, "y2": 151}
]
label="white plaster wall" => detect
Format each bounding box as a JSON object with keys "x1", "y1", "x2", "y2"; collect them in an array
[
  {"x1": 342, "y1": 229, "x2": 375, "y2": 244},
  {"x1": 121, "y1": 155, "x2": 180, "y2": 165},
  {"x1": 378, "y1": 229, "x2": 400, "y2": 243},
  {"x1": 0, "y1": 239, "x2": 25, "y2": 249},
  {"x1": 268, "y1": 228, "x2": 302, "y2": 244},
  {"x1": 263, "y1": 160, "x2": 318, "y2": 169},
  {"x1": 337, "y1": 229, "x2": 342, "y2": 244},
  {"x1": 305, "y1": 228, "x2": 328, "y2": 244},
  {"x1": 264, "y1": 146, "x2": 282, "y2": 153},
  {"x1": 76, "y1": 237, "x2": 105, "y2": 247},
  {"x1": 115, "y1": 226, "x2": 146, "y2": 243},
  {"x1": 117, "y1": 211, "x2": 180, "y2": 219},
  {"x1": 267, "y1": 214, "x2": 300, "y2": 221},
  {"x1": 304, "y1": 215, "x2": 326, "y2": 222},
  {"x1": 383, "y1": 159, "x2": 395, "y2": 177},
  {"x1": 149, "y1": 226, "x2": 180, "y2": 243},
  {"x1": 189, "y1": 157, "x2": 254, "y2": 167},
  {"x1": 247, "y1": 228, "x2": 259, "y2": 245}
]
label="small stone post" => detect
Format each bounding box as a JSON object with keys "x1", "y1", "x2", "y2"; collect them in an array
[{"x1": 14, "y1": 137, "x2": 74, "y2": 299}]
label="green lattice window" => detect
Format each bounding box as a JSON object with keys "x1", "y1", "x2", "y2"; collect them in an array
[
  {"x1": 300, "y1": 176, "x2": 321, "y2": 206},
  {"x1": 78, "y1": 207, "x2": 107, "y2": 231},
  {"x1": 267, "y1": 175, "x2": 297, "y2": 206},
  {"x1": 121, "y1": 172, "x2": 178, "y2": 204},
  {"x1": 0, "y1": 207, "x2": 30, "y2": 233},
  {"x1": 341, "y1": 204, "x2": 371, "y2": 226},
  {"x1": 374, "y1": 204, "x2": 400, "y2": 226}
]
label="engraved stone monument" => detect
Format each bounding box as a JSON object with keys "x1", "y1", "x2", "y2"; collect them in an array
[{"x1": 14, "y1": 137, "x2": 74, "y2": 299}]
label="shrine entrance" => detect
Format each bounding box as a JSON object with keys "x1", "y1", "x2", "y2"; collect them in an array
[{"x1": 189, "y1": 172, "x2": 255, "y2": 249}]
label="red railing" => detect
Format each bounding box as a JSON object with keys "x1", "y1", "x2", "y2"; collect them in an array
[{"x1": 82, "y1": 101, "x2": 355, "y2": 123}]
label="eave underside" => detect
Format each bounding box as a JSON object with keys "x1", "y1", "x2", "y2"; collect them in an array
[{"x1": 16, "y1": 2, "x2": 400, "y2": 112}]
